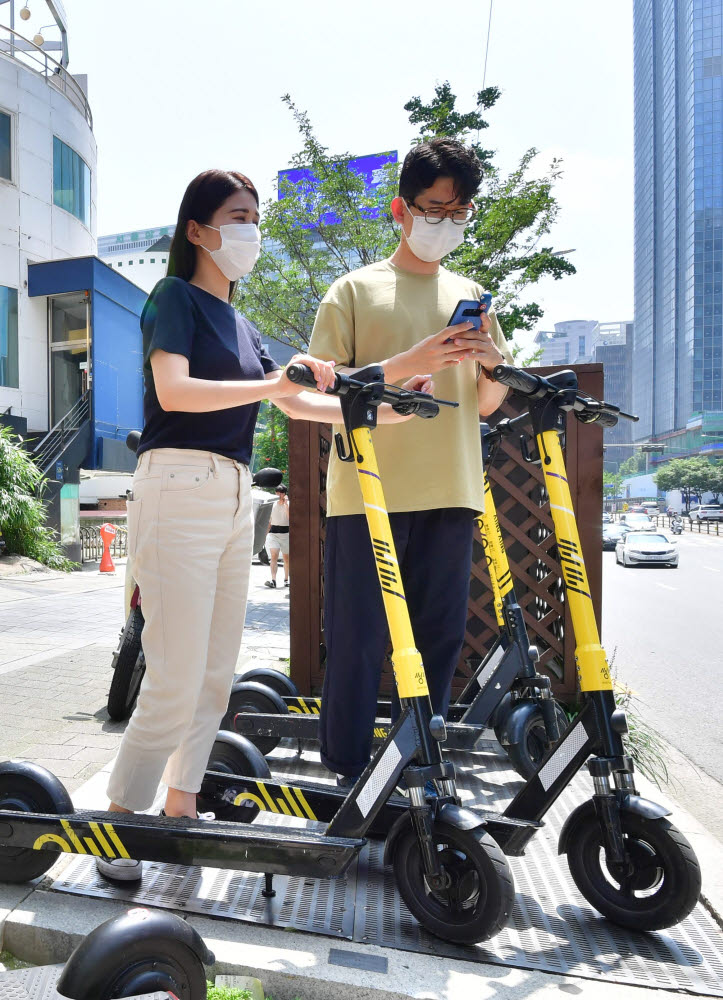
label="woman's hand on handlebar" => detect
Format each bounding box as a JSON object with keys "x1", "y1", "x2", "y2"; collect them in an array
[{"x1": 275, "y1": 355, "x2": 337, "y2": 397}]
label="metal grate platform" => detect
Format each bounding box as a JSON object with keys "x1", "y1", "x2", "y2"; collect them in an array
[
  {"x1": 50, "y1": 746, "x2": 723, "y2": 996},
  {"x1": 0, "y1": 965, "x2": 170, "y2": 1000}
]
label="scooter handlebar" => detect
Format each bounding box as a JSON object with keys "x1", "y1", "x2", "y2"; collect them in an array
[
  {"x1": 491, "y1": 364, "x2": 542, "y2": 396},
  {"x1": 285, "y1": 363, "x2": 342, "y2": 393}
]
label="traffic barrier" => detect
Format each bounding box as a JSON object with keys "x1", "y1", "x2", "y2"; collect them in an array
[{"x1": 99, "y1": 522, "x2": 117, "y2": 573}]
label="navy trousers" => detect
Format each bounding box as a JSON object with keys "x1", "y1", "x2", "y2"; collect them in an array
[{"x1": 318, "y1": 508, "x2": 474, "y2": 777}]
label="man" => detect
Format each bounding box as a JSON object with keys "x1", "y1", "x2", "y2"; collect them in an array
[{"x1": 309, "y1": 137, "x2": 513, "y2": 785}]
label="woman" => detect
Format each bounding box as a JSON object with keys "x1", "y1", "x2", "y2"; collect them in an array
[{"x1": 100, "y1": 169, "x2": 430, "y2": 882}]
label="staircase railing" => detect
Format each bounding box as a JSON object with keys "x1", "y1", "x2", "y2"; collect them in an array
[{"x1": 33, "y1": 391, "x2": 91, "y2": 476}]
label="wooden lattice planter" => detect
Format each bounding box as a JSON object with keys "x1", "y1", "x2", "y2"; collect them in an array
[{"x1": 289, "y1": 364, "x2": 604, "y2": 702}]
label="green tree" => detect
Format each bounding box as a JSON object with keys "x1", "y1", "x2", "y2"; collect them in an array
[
  {"x1": 603, "y1": 470, "x2": 623, "y2": 498},
  {"x1": 253, "y1": 403, "x2": 289, "y2": 479},
  {"x1": 239, "y1": 84, "x2": 575, "y2": 348},
  {"x1": 0, "y1": 426, "x2": 73, "y2": 570},
  {"x1": 653, "y1": 456, "x2": 718, "y2": 509},
  {"x1": 619, "y1": 452, "x2": 647, "y2": 477}
]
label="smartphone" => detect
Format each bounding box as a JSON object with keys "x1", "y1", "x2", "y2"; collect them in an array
[{"x1": 445, "y1": 295, "x2": 493, "y2": 341}]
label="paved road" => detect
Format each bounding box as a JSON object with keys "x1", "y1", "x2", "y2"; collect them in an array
[{"x1": 602, "y1": 528, "x2": 723, "y2": 834}]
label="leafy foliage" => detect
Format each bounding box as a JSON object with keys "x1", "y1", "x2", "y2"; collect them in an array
[
  {"x1": 239, "y1": 84, "x2": 574, "y2": 349},
  {"x1": 253, "y1": 403, "x2": 289, "y2": 478},
  {"x1": 238, "y1": 96, "x2": 398, "y2": 350},
  {"x1": 619, "y1": 452, "x2": 647, "y2": 477},
  {"x1": 0, "y1": 426, "x2": 73, "y2": 570},
  {"x1": 654, "y1": 456, "x2": 723, "y2": 506}
]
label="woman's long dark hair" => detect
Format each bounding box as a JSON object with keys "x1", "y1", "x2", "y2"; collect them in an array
[{"x1": 166, "y1": 169, "x2": 260, "y2": 301}]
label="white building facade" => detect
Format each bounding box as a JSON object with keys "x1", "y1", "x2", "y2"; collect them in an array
[
  {"x1": 0, "y1": 1, "x2": 96, "y2": 434},
  {"x1": 98, "y1": 226, "x2": 175, "y2": 294}
]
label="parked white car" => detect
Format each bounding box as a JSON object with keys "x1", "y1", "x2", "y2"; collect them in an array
[
  {"x1": 615, "y1": 532, "x2": 679, "y2": 568},
  {"x1": 687, "y1": 504, "x2": 723, "y2": 521}
]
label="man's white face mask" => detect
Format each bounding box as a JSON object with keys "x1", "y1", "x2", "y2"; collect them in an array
[
  {"x1": 202, "y1": 223, "x2": 261, "y2": 280},
  {"x1": 402, "y1": 201, "x2": 469, "y2": 262}
]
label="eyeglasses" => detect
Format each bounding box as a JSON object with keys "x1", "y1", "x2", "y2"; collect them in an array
[{"x1": 406, "y1": 200, "x2": 476, "y2": 226}]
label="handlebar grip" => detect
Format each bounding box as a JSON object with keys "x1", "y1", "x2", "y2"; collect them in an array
[
  {"x1": 411, "y1": 397, "x2": 440, "y2": 419},
  {"x1": 491, "y1": 364, "x2": 541, "y2": 396},
  {"x1": 285, "y1": 362, "x2": 341, "y2": 394},
  {"x1": 595, "y1": 411, "x2": 619, "y2": 429}
]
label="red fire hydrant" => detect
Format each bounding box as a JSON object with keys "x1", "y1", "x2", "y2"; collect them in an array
[{"x1": 99, "y1": 522, "x2": 117, "y2": 574}]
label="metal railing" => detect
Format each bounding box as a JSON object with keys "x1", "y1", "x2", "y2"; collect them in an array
[
  {"x1": 80, "y1": 524, "x2": 127, "y2": 563},
  {"x1": 33, "y1": 390, "x2": 90, "y2": 476},
  {"x1": 0, "y1": 23, "x2": 93, "y2": 127},
  {"x1": 612, "y1": 511, "x2": 722, "y2": 536}
]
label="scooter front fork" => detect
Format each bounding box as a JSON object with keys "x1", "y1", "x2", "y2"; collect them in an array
[
  {"x1": 536, "y1": 678, "x2": 561, "y2": 743},
  {"x1": 405, "y1": 761, "x2": 457, "y2": 891},
  {"x1": 589, "y1": 756, "x2": 638, "y2": 868}
]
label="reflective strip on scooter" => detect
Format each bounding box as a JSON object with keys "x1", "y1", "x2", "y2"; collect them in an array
[
  {"x1": 355, "y1": 740, "x2": 403, "y2": 818},
  {"x1": 476, "y1": 644, "x2": 506, "y2": 690},
  {"x1": 537, "y1": 720, "x2": 589, "y2": 791}
]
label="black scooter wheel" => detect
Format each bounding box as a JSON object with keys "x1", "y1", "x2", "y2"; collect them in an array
[
  {"x1": 392, "y1": 818, "x2": 514, "y2": 944},
  {"x1": 199, "y1": 732, "x2": 272, "y2": 821},
  {"x1": 107, "y1": 606, "x2": 145, "y2": 721},
  {"x1": 221, "y1": 681, "x2": 287, "y2": 755},
  {"x1": 0, "y1": 761, "x2": 74, "y2": 882},
  {"x1": 240, "y1": 667, "x2": 299, "y2": 698},
  {"x1": 566, "y1": 809, "x2": 701, "y2": 930},
  {"x1": 505, "y1": 702, "x2": 570, "y2": 780},
  {"x1": 60, "y1": 932, "x2": 206, "y2": 1000}
]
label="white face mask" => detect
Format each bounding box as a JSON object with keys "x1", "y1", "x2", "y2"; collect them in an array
[
  {"x1": 202, "y1": 223, "x2": 261, "y2": 280},
  {"x1": 402, "y1": 201, "x2": 468, "y2": 262}
]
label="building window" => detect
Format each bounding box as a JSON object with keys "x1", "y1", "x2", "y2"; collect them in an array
[
  {"x1": 578, "y1": 335, "x2": 586, "y2": 356},
  {"x1": 150, "y1": 258, "x2": 155, "y2": 263},
  {"x1": 53, "y1": 136, "x2": 90, "y2": 225},
  {"x1": 162, "y1": 258, "x2": 167, "y2": 263},
  {"x1": 117, "y1": 262, "x2": 122, "y2": 267},
  {"x1": 128, "y1": 261, "x2": 133, "y2": 265},
  {"x1": 0, "y1": 285, "x2": 19, "y2": 388},
  {"x1": 139, "y1": 258, "x2": 144, "y2": 264},
  {"x1": 0, "y1": 111, "x2": 11, "y2": 182}
]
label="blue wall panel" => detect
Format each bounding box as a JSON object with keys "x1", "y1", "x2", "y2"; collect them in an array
[{"x1": 29, "y1": 257, "x2": 147, "y2": 470}]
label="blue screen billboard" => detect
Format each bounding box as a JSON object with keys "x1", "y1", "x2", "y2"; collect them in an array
[{"x1": 277, "y1": 150, "x2": 398, "y2": 227}]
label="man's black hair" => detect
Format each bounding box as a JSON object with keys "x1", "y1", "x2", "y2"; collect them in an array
[
  {"x1": 399, "y1": 137, "x2": 483, "y2": 205},
  {"x1": 276, "y1": 484, "x2": 288, "y2": 494}
]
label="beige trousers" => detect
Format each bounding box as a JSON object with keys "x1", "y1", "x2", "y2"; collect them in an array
[{"x1": 107, "y1": 448, "x2": 253, "y2": 811}]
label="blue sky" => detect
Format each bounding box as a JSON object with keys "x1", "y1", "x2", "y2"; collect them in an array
[{"x1": 38, "y1": 0, "x2": 634, "y2": 334}]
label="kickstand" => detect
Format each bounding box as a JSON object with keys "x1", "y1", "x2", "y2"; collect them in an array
[{"x1": 262, "y1": 872, "x2": 276, "y2": 898}]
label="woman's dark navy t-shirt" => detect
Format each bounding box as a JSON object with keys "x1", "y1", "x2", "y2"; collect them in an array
[{"x1": 137, "y1": 277, "x2": 280, "y2": 464}]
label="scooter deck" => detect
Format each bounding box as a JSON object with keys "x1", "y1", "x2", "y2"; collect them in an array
[
  {"x1": 0, "y1": 809, "x2": 365, "y2": 879},
  {"x1": 233, "y1": 711, "x2": 487, "y2": 752}
]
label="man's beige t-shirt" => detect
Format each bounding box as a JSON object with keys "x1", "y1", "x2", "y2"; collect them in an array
[{"x1": 308, "y1": 259, "x2": 513, "y2": 517}]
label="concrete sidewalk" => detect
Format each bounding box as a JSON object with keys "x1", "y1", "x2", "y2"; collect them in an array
[{"x1": 0, "y1": 559, "x2": 721, "y2": 999}]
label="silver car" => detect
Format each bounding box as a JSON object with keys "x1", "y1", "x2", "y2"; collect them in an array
[{"x1": 615, "y1": 531, "x2": 679, "y2": 568}]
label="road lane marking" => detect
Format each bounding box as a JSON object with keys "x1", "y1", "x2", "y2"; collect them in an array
[
  {"x1": 703, "y1": 565, "x2": 720, "y2": 572},
  {"x1": 655, "y1": 582, "x2": 677, "y2": 590}
]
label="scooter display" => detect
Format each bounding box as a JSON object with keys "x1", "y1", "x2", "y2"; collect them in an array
[
  {"x1": 231, "y1": 416, "x2": 568, "y2": 779},
  {"x1": 106, "y1": 431, "x2": 284, "y2": 722},
  {"x1": 0, "y1": 366, "x2": 526, "y2": 946}
]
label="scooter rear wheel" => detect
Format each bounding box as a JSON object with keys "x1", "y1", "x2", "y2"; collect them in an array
[
  {"x1": 200, "y1": 732, "x2": 272, "y2": 821},
  {"x1": 566, "y1": 809, "x2": 701, "y2": 930},
  {"x1": 221, "y1": 681, "x2": 287, "y2": 755},
  {"x1": 392, "y1": 818, "x2": 514, "y2": 943},
  {"x1": 240, "y1": 667, "x2": 299, "y2": 699},
  {"x1": 107, "y1": 606, "x2": 145, "y2": 722},
  {"x1": 0, "y1": 762, "x2": 74, "y2": 882},
  {"x1": 505, "y1": 702, "x2": 570, "y2": 780}
]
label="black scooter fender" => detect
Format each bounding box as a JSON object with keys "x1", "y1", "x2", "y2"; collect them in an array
[
  {"x1": 494, "y1": 697, "x2": 540, "y2": 748},
  {"x1": 383, "y1": 801, "x2": 485, "y2": 866},
  {"x1": 557, "y1": 795, "x2": 672, "y2": 855},
  {"x1": 56, "y1": 908, "x2": 214, "y2": 999}
]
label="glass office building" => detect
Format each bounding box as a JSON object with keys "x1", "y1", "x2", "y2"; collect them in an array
[{"x1": 633, "y1": 0, "x2": 723, "y2": 446}]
